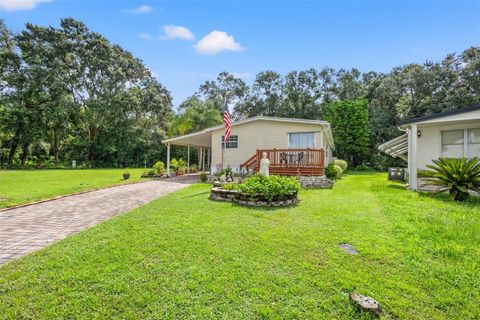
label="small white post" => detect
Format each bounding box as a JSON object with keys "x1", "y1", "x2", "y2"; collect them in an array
[
  {"x1": 411, "y1": 124, "x2": 418, "y2": 191},
  {"x1": 166, "y1": 143, "x2": 171, "y2": 177},
  {"x1": 207, "y1": 148, "x2": 210, "y2": 173},
  {"x1": 187, "y1": 145, "x2": 190, "y2": 174},
  {"x1": 408, "y1": 124, "x2": 418, "y2": 191}
]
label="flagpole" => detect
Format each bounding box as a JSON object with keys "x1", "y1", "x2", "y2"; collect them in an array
[
  {"x1": 222, "y1": 141, "x2": 225, "y2": 170},
  {"x1": 222, "y1": 95, "x2": 228, "y2": 170}
]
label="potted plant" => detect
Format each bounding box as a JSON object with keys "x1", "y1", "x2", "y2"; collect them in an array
[{"x1": 123, "y1": 168, "x2": 131, "y2": 180}]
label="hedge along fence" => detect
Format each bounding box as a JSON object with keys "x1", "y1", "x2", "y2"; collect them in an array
[{"x1": 209, "y1": 187, "x2": 298, "y2": 207}]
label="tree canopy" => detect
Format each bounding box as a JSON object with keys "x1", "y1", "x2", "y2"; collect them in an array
[
  {"x1": 1, "y1": 17, "x2": 479, "y2": 169},
  {"x1": 0, "y1": 18, "x2": 172, "y2": 167}
]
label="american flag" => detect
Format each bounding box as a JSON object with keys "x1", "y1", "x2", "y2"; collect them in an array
[{"x1": 223, "y1": 100, "x2": 231, "y2": 143}]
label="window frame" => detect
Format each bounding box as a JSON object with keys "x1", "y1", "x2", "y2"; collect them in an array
[
  {"x1": 440, "y1": 128, "x2": 480, "y2": 159},
  {"x1": 467, "y1": 128, "x2": 480, "y2": 159},
  {"x1": 287, "y1": 132, "x2": 316, "y2": 149},
  {"x1": 221, "y1": 135, "x2": 239, "y2": 149}
]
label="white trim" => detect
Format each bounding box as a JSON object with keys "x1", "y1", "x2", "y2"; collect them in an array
[
  {"x1": 287, "y1": 132, "x2": 316, "y2": 149},
  {"x1": 440, "y1": 127, "x2": 480, "y2": 159},
  {"x1": 221, "y1": 134, "x2": 239, "y2": 149}
]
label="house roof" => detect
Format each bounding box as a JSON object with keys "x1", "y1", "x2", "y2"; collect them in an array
[
  {"x1": 162, "y1": 116, "x2": 334, "y2": 148},
  {"x1": 398, "y1": 104, "x2": 480, "y2": 126}
]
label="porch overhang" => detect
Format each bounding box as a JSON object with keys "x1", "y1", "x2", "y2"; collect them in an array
[
  {"x1": 162, "y1": 130, "x2": 212, "y2": 148},
  {"x1": 378, "y1": 134, "x2": 408, "y2": 161}
]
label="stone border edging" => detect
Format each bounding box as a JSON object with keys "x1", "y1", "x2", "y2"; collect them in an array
[
  {"x1": 0, "y1": 179, "x2": 157, "y2": 213},
  {"x1": 209, "y1": 187, "x2": 298, "y2": 207}
]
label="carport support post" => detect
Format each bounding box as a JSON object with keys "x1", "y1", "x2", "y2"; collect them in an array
[
  {"x1": 207, "y1": 148, "x2": 210, "y2": 173},
  {"x1": 187, "y1": 145, "x2": 190, "y2": 174},
  {"x1": 408, "y1": 124, "x2": 418, "y2": 191},
  {"x1": 166, "y1": 143, "x2": 171, "y2": 177}
]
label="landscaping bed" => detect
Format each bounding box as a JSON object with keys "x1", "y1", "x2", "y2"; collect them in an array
[
  {"x1": 209, "y1": 174, "x2": 300, "y2": 207},
  {"x1": 210, "y1": 187, "x2": 298, "y2": 207}
]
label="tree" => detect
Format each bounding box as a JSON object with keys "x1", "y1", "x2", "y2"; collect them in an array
[
  {"x1": 323, "y1": 99, "x2": 371, "y2": 166},
  {"x1": 0, "y1": 18, "x2": 173, "y2": 167},
  {"x1": 197, "y1": 71, "x2": 248, "y2": 114},
  {"x1": 169, "y1": 97, "x2": 221, "y2": 137}
]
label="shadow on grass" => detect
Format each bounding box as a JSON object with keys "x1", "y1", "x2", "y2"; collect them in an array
[
  {"x1": 209, "y1": 197, "x2": 299, "y2": 212},
  {"x1": 344, "y1": 170, "x2": 384, "y2": 176},
  {"x1": 182, "y1": 191, "x2": 210, "y2": 199},
  {"x1": 387, "y1": 184, "x2": 408, "y2": 190},
  {"x1": 418, "y1": 192, "x2": 480, "y2": 207}
]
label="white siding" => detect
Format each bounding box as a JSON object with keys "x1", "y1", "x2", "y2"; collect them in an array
[
  {"x1": 416, "y1": 120, "x2": 480, "y2": 169},
  {"x1": 210, "y1": 120, "x2": 327, "y2": 172}
]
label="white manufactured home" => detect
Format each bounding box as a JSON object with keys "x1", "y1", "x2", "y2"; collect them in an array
[
  {"x1": 379, "y1": 105, "x2": 480, "y2": 190},
  {"x1": 163, "y1": 116, "x2": 335, "y2": 176}
]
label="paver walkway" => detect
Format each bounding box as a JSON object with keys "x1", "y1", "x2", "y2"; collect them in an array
[{"x1": 0, "y1": 175, "x2": 199, "y2": 265}]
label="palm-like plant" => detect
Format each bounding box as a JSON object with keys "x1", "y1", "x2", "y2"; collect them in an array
[{"x1": 419, "y1": 157, "x2": 480, "y2": 201}]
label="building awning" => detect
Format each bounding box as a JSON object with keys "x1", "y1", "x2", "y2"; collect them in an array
[
  {"x1": 162, "y1": 130, "x2": 212, "y2": 148},
  {"x1": 378, "y1": 134, "x2": 408, "y2": 161}
]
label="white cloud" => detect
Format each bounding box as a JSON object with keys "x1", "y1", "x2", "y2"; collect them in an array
[
  {"x1": 232, "y1": 72, "x2": 251, "y2": 79},
  {"x1": 138, "y1": 33, "x2": 152, "y2": 40},
  {"x1": 128, "y1": 5, "x2": 154, "y2": 14},
  {"x1": 159, "y1": 25, "x2": 194, "y2": 40},
  {"x1": 0, "y1": 0, "x2": 50, "y2": 11},
  {"x1": 194, "y1": 31, "x2": 243, "y2": 55}
]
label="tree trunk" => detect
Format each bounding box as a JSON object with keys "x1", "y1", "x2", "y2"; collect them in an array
[
  {"x1": 53, "y1": 128, "x2": 60, "y2": 164},
  {"x1": 20, "y1": 143, "x2": 29, "y2": 166},
  {"x1": 7, "y1": 128, "x2": 21, "y2": 165},
  {"x1": 8, "y1": 143, "x2": 18, "y2": 165}
]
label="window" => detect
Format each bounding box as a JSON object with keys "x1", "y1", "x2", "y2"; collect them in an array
[
  {"x1": 221, "y1": 135, "x2": 238, "y2": 149},
  {"x1": 441, "y1": 130, "x2": 464, "y2": 158},
  {"x1": 288, "y1": 132, "x2": 315, "y2": 149},
  {"x1": 468, "y1": 128, "x2": 480, "y2": 158},
  {"x1": 441, "y1": 128, "x2": 480, "y2": 159}
]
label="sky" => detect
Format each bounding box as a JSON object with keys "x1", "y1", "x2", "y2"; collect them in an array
[{"x1": 1, "y1": 0, "x2": 479, "y2": 107}]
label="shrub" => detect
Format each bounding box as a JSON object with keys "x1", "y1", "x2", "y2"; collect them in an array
[
  {"x1": 189, "y1": 164, "x2": 198, "y2": 173},
  {"x1": 334, "y1": 159, "x2": 348, "y2": 172},
  {"x1": 419, "y1": 157, "x2": 480, "y2": 201},
  {"x1": 200, "y1": 172, "x2": 208, "y2": 183},
  {"x1": 222, "y1": 183, "x2": 239, "y2": 191},
  {"x1": 153, "y1": 161, "x2": 165, "y2": 175},
  {"x1": 147, "y1": 169, "x2": 155, "y2": 176},
  {"x1": 325, "y1": 164, "x2": 343, "y2": 180},
  {"x1": 214, "y1": 166, "x2": 233, "y2": 179},
  {"x1": 239, "y1": 174, "x2": 300, "y2": 202},
  {"x1": 176, "y1": 166, "x2": 187, "y2": 175},
  {"x1": 354, "y1": 164, "x2": 371, "y2": 171},
  {"x1": 170, "y1": 158, "x2": 185, "y2": 171}
]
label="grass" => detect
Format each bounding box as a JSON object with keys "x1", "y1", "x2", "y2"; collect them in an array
[
  {"x1": 0, "y1": 173, "x2": 479, "y2": 319},
  {"x1": 0, "y1": 168, "x2": 148, "y2": 208}
]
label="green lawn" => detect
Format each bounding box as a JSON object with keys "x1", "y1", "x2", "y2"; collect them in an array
[
  {"x1": 0, "y1": 173, "x2": 479, "y2": 319},
  {"x1": 0, "y1": 168, "x2": 148, "y2": 208}
]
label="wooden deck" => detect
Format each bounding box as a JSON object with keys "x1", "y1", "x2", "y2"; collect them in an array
[{"x1": 240, "y1": 148, "x2": 325, "y2": 176}]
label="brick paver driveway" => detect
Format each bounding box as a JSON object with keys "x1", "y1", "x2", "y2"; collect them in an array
[{"x1": 0, "y1": 175, "x2": 198, "y2": 265}]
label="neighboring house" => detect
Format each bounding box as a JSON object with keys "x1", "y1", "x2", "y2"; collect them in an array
[
  {"x1": 162, "y1": 116, "x2": 335, "y2": 176},
  {"x1": 379, "y1": 105, "x2": 480, "y2": 191}
]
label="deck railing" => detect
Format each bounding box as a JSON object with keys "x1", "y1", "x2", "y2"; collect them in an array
[{"x1": 240, "y1": 148, "x2": 325, "y2": 176}]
